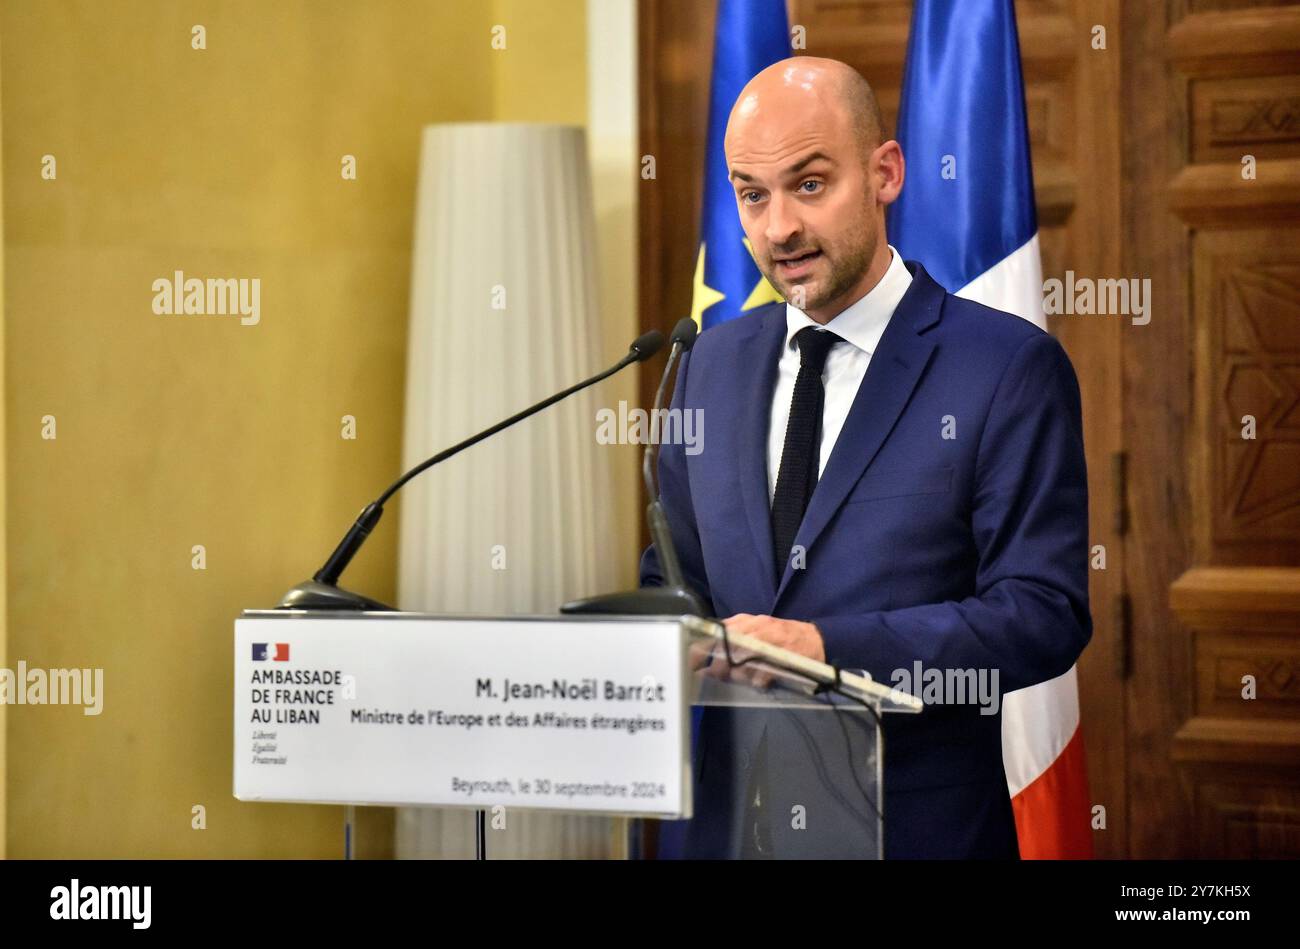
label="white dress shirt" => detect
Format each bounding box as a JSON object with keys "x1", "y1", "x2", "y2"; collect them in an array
[{"x1": 767, "y1": 245, "x2": 913, "y2": 502}]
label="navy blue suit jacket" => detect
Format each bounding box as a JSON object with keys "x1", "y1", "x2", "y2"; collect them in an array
[{"x1": 640, "y1": 261, "x2": 1091, "y2": 858}]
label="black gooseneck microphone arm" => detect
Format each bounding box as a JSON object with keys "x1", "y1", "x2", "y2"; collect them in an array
[
  {"x1": 562, "y1": 316, "x2": 708, "y2": 617},
  {"x1": 641, "y1": 318, "x2": 695, "y2": 594},
  {"x1": 278, "y1": 329, "x2": 666, "y2": 611}
]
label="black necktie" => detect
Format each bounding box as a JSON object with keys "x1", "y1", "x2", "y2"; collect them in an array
[{"x1": 771, "y1": 326, "x2": 842, "y2": 578}]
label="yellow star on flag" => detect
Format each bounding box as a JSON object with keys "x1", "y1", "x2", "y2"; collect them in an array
[{"x1": 690, "y1": 243, "x2": 725, "y2": 328}]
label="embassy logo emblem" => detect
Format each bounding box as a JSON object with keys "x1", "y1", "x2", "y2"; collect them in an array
[{"x1": 252, "y1": 643, "x2": 290, "y2": 662}]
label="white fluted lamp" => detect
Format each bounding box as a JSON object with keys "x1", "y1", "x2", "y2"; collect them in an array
[{"x1": 395, "y1": 123, "x2": 625, "y2": 859}]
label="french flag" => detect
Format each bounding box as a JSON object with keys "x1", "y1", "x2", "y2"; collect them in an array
[{"x1": 889, "y1": 0, "x2": 1093, "y2": 859}]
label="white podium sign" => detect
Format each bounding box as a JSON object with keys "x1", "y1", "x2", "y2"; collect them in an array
[{"x1": 233, "y1": 614, "x2": 691, "y2": 817}]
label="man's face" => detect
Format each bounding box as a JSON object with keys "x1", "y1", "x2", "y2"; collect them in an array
[{"x1": 725, "y1": 97, "x2": 879, "y2": 317}]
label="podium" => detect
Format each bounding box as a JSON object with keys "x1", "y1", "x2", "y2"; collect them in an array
[{"x1": 233, "y1": 610, "x2": 921, "y2": 859}]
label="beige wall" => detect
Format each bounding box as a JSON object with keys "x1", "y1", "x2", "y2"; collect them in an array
[
  {"x1": 0, "y1": 31, "x2": 7, "y2": 860},
  {"x1": 586, "y1": 0, "x2": 641, "y2": 595},
  {"x1": 494, "y1": 0, "x2": 588, "y2": 124},
  {"x1": 1, "y1": 0, "x2": 602, "y2": 858}
]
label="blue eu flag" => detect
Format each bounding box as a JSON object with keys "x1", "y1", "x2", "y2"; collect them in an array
[{"x1": 691, "y1": 0, "x2": 790, "y2": 331}]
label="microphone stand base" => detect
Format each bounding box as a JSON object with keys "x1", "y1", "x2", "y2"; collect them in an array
[
  {"x1": 560, "y1": 586, "x2": 707, "y2": 617},
  {"x1": 276, "y1": 580, "x2": 395, "y2": 612}
]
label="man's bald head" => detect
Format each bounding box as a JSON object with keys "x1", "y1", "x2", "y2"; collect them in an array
[
  {"x1": 726, "y1": 57, "x2": 885, "y2": 160},
  {"x1": 722, "y1": 56, "x2": 904, "y2": 324},
  {"x1": 833, "y1": 63, "x2": 887, "y2": 156}
]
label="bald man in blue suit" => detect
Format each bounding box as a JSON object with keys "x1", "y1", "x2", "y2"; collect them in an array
[{"x1": 640, "y1": 58, "x2": 1091, "y2": 859}]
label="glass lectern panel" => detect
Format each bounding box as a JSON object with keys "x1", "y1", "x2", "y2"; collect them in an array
[{"x1": 662, "y1": 617, "x2": 920, "y2": 860}]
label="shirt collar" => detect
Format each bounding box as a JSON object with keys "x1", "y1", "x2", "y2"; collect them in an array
[{"x1": 782, "y1": 244, "x2": 913, "y2": 356}]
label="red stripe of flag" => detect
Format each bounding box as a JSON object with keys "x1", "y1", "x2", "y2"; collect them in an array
[{"x1": 1010, "y1": 725, "x2": 1094, "y2": 859}]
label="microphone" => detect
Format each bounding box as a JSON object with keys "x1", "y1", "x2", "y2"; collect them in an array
[
  {"x1": 562, "y1": 316, "x2": 708, "y2": 616},
  {"x1": 278, "y1": 329, "x2": 666, "y2": 611}
]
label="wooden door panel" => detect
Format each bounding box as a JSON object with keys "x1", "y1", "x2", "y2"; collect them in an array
[{"x1": 1154, "y1": 1, "x2": 1300, "y2": 858}]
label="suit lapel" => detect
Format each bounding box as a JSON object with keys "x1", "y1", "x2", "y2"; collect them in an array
[
  {"x1": 772, "y1": 263, "x2": 946, "y2": 607},
  {"x1": 734, "y1": 303, "x2": 787, "y2": 605}
]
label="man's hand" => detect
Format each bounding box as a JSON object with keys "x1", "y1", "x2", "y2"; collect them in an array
[
  {"x1": 696, "y1": 614, "x2": 826, "y2": 690},
  {"x1": 722, "y1": 614, "x2": 826, "y2": 662}
]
